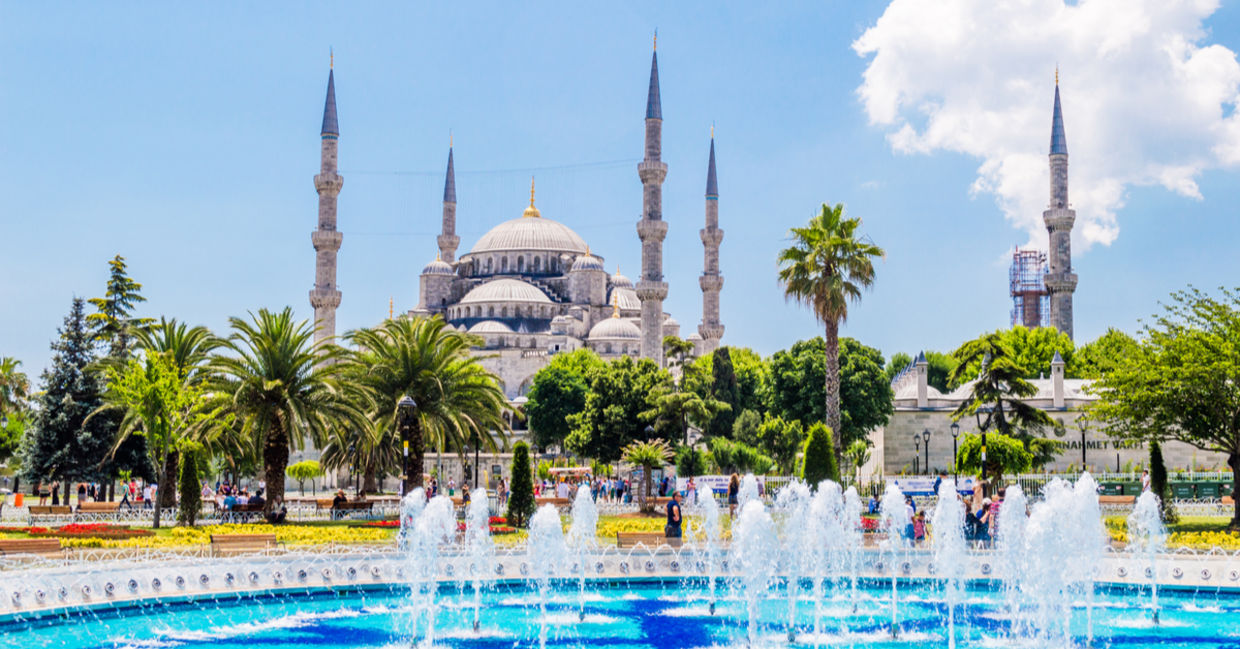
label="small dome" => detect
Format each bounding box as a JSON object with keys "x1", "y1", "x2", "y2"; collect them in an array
[
  {"x1": 459, "y1": 279, "x2": 552, "y2": 305},
  {"x1": 469, "y1": 320, "x2": 514, "y2": 334},
  {"x1": 571, "y1": 251, "x2": 604, "y2": 272},
  {"x1": 421, "y1": 258, "x2": 454, "y2": 275},
  {"x1": 663, "y1": 316, "x2": 679, "y2": 328},
  {"x1": 610, "y1": 270, "x2": 633, "y2": 289},
  {"x1": 608, "y1": 287, "x2": 641, "y2": 311},
  {"x1": 588, "y1": 316, "x2": 641, "y2": 340},
  {"x1": 686, "y1": 332, "x2": 703, "y2": 341}
]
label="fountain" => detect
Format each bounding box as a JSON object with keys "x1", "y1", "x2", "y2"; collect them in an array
[
  {"x1": 528, "y1": 504, "x2": 567, "y2": 649},
  {"x1": 996, "y1": 483, "x2": 1029, "y2": 634},
  {"x1": 931, "y1": 481, "x2": 966, "y2": 649},
  {"x1": 1128, "y1": 489, "x2": 1168, "y2": 624},
  {"x1": 807, "y1": 479, "x2": 843, "y2": 640},
  {"x1": 695, "y1": 488, "x2": 723, "y2": 615},
  {"x1": 463, "y1": 487, "x2": 493, "y2": 632},
  {"x1": 405, "y1": 495, "x2": 455, "y2": 648},
  {"x1": 879, "y1": 481, "x2": 909, "y2": 638},
  {"x1": 738, "y1": 473, "x2": 760, "y2": 510},
  {"x1": 730, "y1": 498, "x2": 778, "y2": 647},
  {"x1": 775, "y1": 480, "x2": 812, "y2": 642},
  {"x1": 842, "y1": 485, "x2": 864, "y2": 607},
  {"x1": 566, "y1": 486, "x2": 599, "y2": 622}
]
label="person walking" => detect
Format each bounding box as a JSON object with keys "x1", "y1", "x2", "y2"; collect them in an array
[
  {"x1": 1141, "y1": 469, "x2": 1151, "y2": 492},
  {"x1": 665, "y1": 491, "x2": 683, "y2": 539}
]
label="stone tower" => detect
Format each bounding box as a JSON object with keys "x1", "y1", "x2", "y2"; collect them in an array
[
  {"x1": 438, "y1": 142, "x2": 459, "y2": 263},
  {"x1": 1043, "y1": 75, "x2": 1077, "y2": 340},
  {"x1": 637, "y1": 38, "x2": 669, "y2": 366},
  {"x1": 698, "y1": 130, "x2": 724, "y2": 354},
  {"x1": 310, "y1": 62, "x2": 343, "y2": 347}
]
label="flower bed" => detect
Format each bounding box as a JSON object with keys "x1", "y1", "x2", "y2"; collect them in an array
[{"x1": 1, "y1": 524, "x2": 152, "y2": 539}]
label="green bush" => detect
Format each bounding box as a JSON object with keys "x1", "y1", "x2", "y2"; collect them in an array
[
  {"x1": 675, "y1": 445, "x2": 708, "y2": 478},
  {"x1": 176, "y1": 441, "x2": 202, "y2": 527},
  {"x1": 506, "y1": 442, "x2": 536, "y2": 528},
  {"x1": 800, "y1": 422, "x2": 838, "y2": 486}
]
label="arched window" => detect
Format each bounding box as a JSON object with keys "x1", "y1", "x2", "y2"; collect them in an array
[
  {"x1": 488, "y1": 306, "x2": 495, "y2": 318},
  {"x1": 501, "y1": 306, "x2": 508, "y2": 318},
  {"x1": 551, "y1": 257, "x2": 559, "y2": 272},
  {"x1": 485, "y1": 258, "x2": 493, "y2": 274},
  {"x1": 533, "y1": 256, "x2": 541, "y2": 273},
  {"x1": 517, "y1": 256, "x2": 525, "y2": 273}
]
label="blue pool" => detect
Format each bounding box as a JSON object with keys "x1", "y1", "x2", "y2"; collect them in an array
[{"x1": 5, "y1": 579, "x2": 1239, "y2": 648}]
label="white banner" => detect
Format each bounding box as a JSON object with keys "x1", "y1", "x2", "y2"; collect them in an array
[{"x1": 676, "y1": 475, "x2": 765, "y2": 495}]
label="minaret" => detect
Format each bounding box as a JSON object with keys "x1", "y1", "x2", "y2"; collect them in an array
[
  {"x1": 637, "y1": 34, "x2": 669, "y2": 366},
  {"x1": 698, "y1": 128, "x2": 724, "y2": 354},
  {"x1": 310, "y1": 56, "x2": 343, "y2": 347},
  {"x1": 437, "y1": 138, "x2": 459, "y2": 263},
  {"x1": 1043, "y1": 71, "x2": 1077, "y2": 340}
]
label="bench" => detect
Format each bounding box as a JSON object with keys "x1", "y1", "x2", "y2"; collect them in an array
[
  {"x1": 212, "y1": 502, "x2": 266, "y2": 522},
  {"x1": 315, "y1": 499, "x2": 374, "y2": 519},
  {"x1": 615, "y1": 531, "x2": 682, "y2": 549},
  {"x1": 209, "y1": 533, "x2": 278, "y2": 556},
  {"x1": 75, "y1": 501, "x2": 121, "y2": 521},
  {"x1": 535, "y1": 497, "x2": 572, "y2": 508},
  {"x1": 0, "y1": 538, "x2": 64, "y2": 559},
  {"x1": 28, "y1": 505, "x2": 72, "y2": 523},
  {"x1": 1099, "y1": 495, "x2": 1137, "y2": 505}
]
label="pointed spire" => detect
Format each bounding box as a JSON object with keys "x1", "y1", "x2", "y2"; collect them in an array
[
  {"x1": 321, "y1": 64, "x2": 339, "y2": 137},
  {"x1": 1050, "y1": 72, "x2": 1067, "y2": 155},
  {"x1": 645, "y1": 35, "x2": 662, "y2": 120},
  {"x1": 443, "y1": 142, "x2": 456, "y2": 203},
  {"x1": 522, "y1": 176, "x2": 541, "y2": 218},
  {"x1": 612, "y1": 292, "x2": 620, "y2": 318},
  {"x1": 705, "y1": 130, "x2": 718, "y2": 198}
]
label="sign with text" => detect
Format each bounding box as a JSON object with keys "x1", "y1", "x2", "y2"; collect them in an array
[{"x1": 677, "y1": 475, "x2": 765, "y2": 495}]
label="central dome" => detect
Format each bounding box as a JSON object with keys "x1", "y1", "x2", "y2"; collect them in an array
[
  {"x1": 459, "y1": 278, "x2": 553, "y2": 305},
  {"x1": 469, "y1": 217, "x2": 589, "y2": 255}
]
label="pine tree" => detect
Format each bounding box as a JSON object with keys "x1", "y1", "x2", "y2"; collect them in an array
[
  {"x1": 87, "y1": 255, "x2": 153, "y2": 358},
  {"x1": 1149, "y1": 440, "x2": 1178, "y2": 524},
  {"x1": 506, "y1": 441, "x2": 536, "y2": 528},
  {"x1": 706, "y1": 347, "x2": 740, "y2": 438},
  {"x1": 20, "y1": 299, "x2": 116, "y2": 501},
  {"x1": 800, "y1": 422, "x2": 839, "y2": 486},
  {"x1": 177, "y1": 441, "x2": 202, "y2": 526}
]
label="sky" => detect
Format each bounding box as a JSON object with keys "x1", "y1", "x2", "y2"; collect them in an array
[{"x1": 3, "y1": 1, "x2": 1240, "y2": 380}]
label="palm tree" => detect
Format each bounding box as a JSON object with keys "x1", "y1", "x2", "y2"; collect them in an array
[
  {"x1": 622, "y1": 438, "x2": 674, "y2": 513},
  {"x1": 640, "y1": 385, "x2": 729, "y2": 447},
  {"x1": 0, "y1": 357, "x2": 31, "y2": 418},
  {"x1": 777, "y1": 203, "x2": 884, "y2": 468},
  {"x1": 345, "y1": 316, "x2": 510, "y2": 494},
  {"x1": 207, "y1": 307, "x2": 360, "y2": 515}
]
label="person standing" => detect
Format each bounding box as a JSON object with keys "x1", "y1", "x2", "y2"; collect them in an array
[
  {"x1": 728, "y1": 474, "x2": 740, "y2": 517},
  {"x1": 665, "y1": 491, "x2": 683, "y2": 539},
  {"x1": 1141, "y1": 469, "x2": 1151, "y2": 492}
]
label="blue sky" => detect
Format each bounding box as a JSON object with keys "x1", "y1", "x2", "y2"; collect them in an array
[{"x1": 3, "y1": 2, "x2": 1240, "y2": 378}]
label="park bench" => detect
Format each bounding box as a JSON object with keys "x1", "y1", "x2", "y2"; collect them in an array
[
  {"x1": 27, "y1": 505, "x2": 73, "y2": 524},
  {"x1": 1098, "y1": 495, "x2": 1136, "y2": 505},
  {"x1": 0, "y1": 538, "x2": 64, "y2": 559},
  {"x1": 315, "y1": 498, "x2": 374, "y2": 519},
  {"x1": 210, "y1": 533, "x2": 278, "y2": 556},
  {"x1": 615, "y1": 532, "x2": 681, "y2": 549},
  {"x1": 75, "y1": 501, "x2": 121, "y2": 521},
  {"x1": 534, "y1": 497, "x2": 572, "y2": 509}
]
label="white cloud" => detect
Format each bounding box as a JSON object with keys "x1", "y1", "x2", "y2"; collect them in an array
[{"x1": 854, "y1": 0, "x2": 1240, "y2": 250}]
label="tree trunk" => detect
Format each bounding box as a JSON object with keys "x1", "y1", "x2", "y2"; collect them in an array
[
  {"x1": 1230, "y1": 452, "x2": 1240, "y2": 531},
  {"x1": 155, "y1": 450, "x2": 179, "y2": 529},
  {"x1": 404, "y1": 418, "x2": 424, "y2": 495},
  {"x1": 643, "y1": 467, "x2": 653, "y2": 514},
  {"x1": 63, "y1": 481, "x2": 71, "y2": 508},
  {"x1": 362, "y1": 469, "x2": 378, "y2": 496},
  {"x1": 263, "y1": 422, "x2": 290, "y2": 519},
  {"x1": 823, "y1": 320, "x2": 844, "y2": 471}
]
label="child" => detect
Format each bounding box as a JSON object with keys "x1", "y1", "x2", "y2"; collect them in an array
[{"x1": 912, "y1": 510, "x2": 927, "y2": 544}]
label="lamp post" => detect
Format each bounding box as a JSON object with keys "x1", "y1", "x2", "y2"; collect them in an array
[
  {"x1": 473, "y1": 431, "x2": 480, "y2": 489},
  {"x1": 922, "y1": 429, "x2": 931, "y2": 476},
  {"x1": 1076, "y1": 412, "x2": 1088, "y2": 473},
  {"x1": 950, "y1": 422, "x2": 960, "y2": 485},
  {"x1": 397, "y1": 395, "x2": 417, "y2": 496},
  {"x1": 913, "y1": 434, "x2": 921, "y2": 475},
  {"x1": 975, "y1": 407, "x2": 990, "y2": 484}
]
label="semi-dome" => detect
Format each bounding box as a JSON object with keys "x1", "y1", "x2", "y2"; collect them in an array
[
  {"x1": 608, "y1": 287, "x2": 641, "y2": 311},
  {"x1": 459, "y1": 278, "x2": 553, "y2": 305},
  {"x1": 421, "y1": 257, "x2": 454, "y2": 275},
  {"x1": 588, "y1": 316, "x2": 641, "y2": 340},
  {"x1": 570, "y1": 250, "x2": 605, "y2": 272},
  {"x1": 468, "y1": 320, "x2": 514, "y2": 334},
  {"x1": 468, "y1": 217, "x2": 588, "y2": 255},
  {"x1": 686, "y1": 332, "x2": 703, "y2": 341},
  {"x1": 610, "y1": 270, "x2": 633, "y2": 289}
]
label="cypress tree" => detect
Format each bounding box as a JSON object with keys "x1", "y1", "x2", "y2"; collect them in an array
[
  {"x1": 506, "y1": 441, "x2": 536, "y2": 528},
  {"x1": 707, "y1": 347, "x2": 740, "y2": 438},
  {"x1": 1149, "y1": 440, "x2": 1177, "y2": 524},
  {"x1": 177, "y1": 441, "x2": 202, "y2": 526},
  {"x1": 800, "y1": 422, "x2": 839, "y2": 486}
]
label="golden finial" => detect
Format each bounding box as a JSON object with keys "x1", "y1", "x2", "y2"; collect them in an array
[
  {"x1": 612, "y1": 292, "x2": 620, "y2": 318},
  {"x1": 435, "y1": 252, "x2": 441, "y2": 261},
  {"x1": 1055, "y1": 65, "x2": 1059, "y2": 86},
  {"x1": 330, "y1": 48, "x2": 334, "y2": 70},
  {"x1": 585, "y1": 244, "x2": 591, "y2": 257},
  {"x1": 522, "y1": 176, "x2": 541, "y2": 218},
  {"x1": 529, "y1": 176, "x2": 536, "y2": 206},
  {"x1": 388, "y1": 296, "x2": 393, "y2": 319},
  {"x1": 653, "y1": 30, "x2": 657, "y2": 51},
  {"x1": 449, "y1": 130, "x2": 453, "y2": 148},
  {"x1": 710, "y1": 123, "x2": 714, "y2": 139}
]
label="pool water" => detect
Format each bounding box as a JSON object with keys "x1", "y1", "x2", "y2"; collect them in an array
[{"x1": 5, "y1": 580, "x2": 1239, "y2": 648}]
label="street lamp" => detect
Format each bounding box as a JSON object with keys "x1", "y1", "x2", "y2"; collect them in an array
[
  {"x1": 397, "y1": 395, "x2": 417, "y2": 496},
  {"x1": 950, "y1": 422, "x2": 960, "y2": 485},
  {"x1": 922, "y1": 429, "x2": 931, "y2": 475},
  {"x1": 975, "y1": 407, "x2": 991, "y2": 484},
  {"x1": 644, "y1": 424, "x2": 655, "y2": 440},
  {"x1": 913, "y1": 434, "x2": 921, "y2": 475},
  {"x1": 1076, "y1": 412, "x2": 1088, "y2": 473}
]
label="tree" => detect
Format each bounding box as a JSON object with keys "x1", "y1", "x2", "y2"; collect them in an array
[
  {"x1": 800, "y1": 422, "x2": 839, "y2": 485},
  {"x1": 176, "y1": 440, "x2": 203, "y2": 526},
  {"x1": 565, "y1": 356, "x2": 668, "y2": 463},
  {"x1": 705, "y1": 347, "x2": 741, "y2": 438},
  {"x1": 525, "y1": 366, "x2": 589, "y2": 451},
  {"x1": 1149, "y1": 440, "x2": 1177, "y2": 524},
  {"x1": 1088, "y1": 287, "x2": 1240, "y2": 529},
  {"x1": 1072, "y1": 328, "x2": 1139, "y2": 379},
  {"x1": 949, "y1": 331, "x2": 1055, "y2": 461},
  {"x1": 707, "y1": 437, "x2": 773, "y2": 475},
  {"x1": 287, "y1": 460, "x2": 324, "y2": 496},
  {"x1": 954, "y1": 432, "x2": 1031, "y2": 480},
  {"x1": 731, "y1": 409, "x2": 763, "y2": 447},
  {"x1": 86, "y1": 255, "x2": 153, "y2": 358},
  {"x1": 0, "y1": 357, "x2": 31, "y2": 466},
  {"x1": 506, "y1": 441, "x2": 536, "y2": 527},
  {"x1": 950, "y1": 327, "x2": 1074, "y2": 389},
  {"x1": 844, "y1": 439, "x2": 871, "y2": 483},
  {"x1": 663, "y1": 336, "x2": 696, "y2": 376},
  {"x1": 20, "y1": 299, "x2": 122, "y2": 502},
  {"x1": 767, "y1": 337, "x2": 893, "y2": 450},
  {"x1": 206, "y1": 307, "x2": 358, "y2": 516},
  {"x1": 641, "y1": 385, "x2": 728, "y2": 446},
  {"x1": 778, "y1": 203, "x2": 885, "y2": 470},
  {"x1": 883, "y1": 352, "x2": 913, "y2": 385},
  {"x1": 686, "y1": 347, "x2": 770, "y2": 417},
  {"x1": 346, "y1": 316, "x2": 509, "y2": 493},
  {"x1": 621, "y1": 438, "x2": 674, "y2": 513},
  {"x1": 753, "y1": 414, "x2": 805, "y2": 474},
  {"x1": 675, "y1": 445, "x2": 708, "y2": 478}
]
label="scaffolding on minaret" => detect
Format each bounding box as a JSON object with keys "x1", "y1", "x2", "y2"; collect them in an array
[{"x1": 1010, "y1": 248, "x2": 1049, "y2": 329}]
